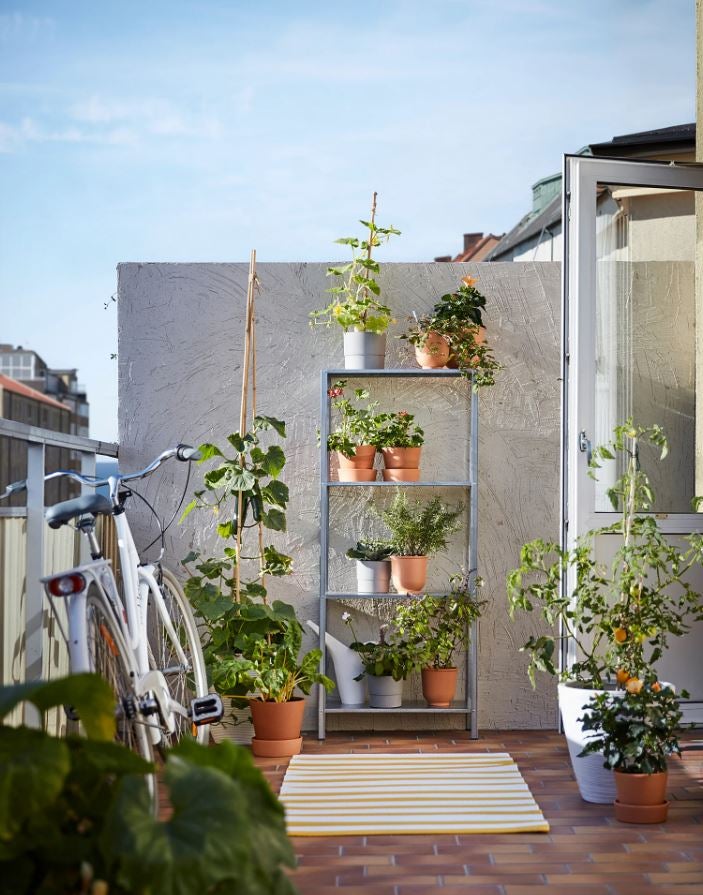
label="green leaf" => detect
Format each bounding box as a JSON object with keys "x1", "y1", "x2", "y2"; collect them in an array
[
  {"x1": 227, "y1": 433, "x2": 247, "y2": 453},
  {"x1": 0, "y1": 674, "x2": 116, "y2": 740},
  {"x1": 229, "y1": 468, "x2": 257, "y2": 491},
  {"x1": 262, "y1": 480, "x2": 289, "y2": 508},
  {"x1": 262, "y1": 509, "x2": 287, "y2": 532},
  {"x1": 0, "y1": 726, "x2": 70, "y2": 839},
  {"x1": 262, "y1": 445, "x2": 286, "y2": 478},
  {"x1": 179, "y1": 499, "x2": 198, "y2": 523},
  {"x1": 253, "y1": 416, "x2": 286, "y2": 438},
  {"x1": 197, "y1": 443, "x2": 224, "y2": 462}
]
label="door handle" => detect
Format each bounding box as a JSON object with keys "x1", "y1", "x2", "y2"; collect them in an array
[{"x1": 578, "y1": 430, "x2": 592, "y2": 465}]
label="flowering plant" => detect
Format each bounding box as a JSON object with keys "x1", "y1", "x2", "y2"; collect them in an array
[
  {"x1": 310, "y1": 192, "x2": 400, "y2": 333},
  {"x1": 342, "y1": 613, "x2": 416, "y2": 680},
  {"x1": 373, "y1": 409, "x2": 424, "y2": 449},
  {"x1": 325, "y1": 379, "x2": 382, "y2": 457},
  {"x1": 579, "y1": 677, "x2": 687, "y2": 774}
]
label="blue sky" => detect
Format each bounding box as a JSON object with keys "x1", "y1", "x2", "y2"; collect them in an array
[{"x1": 0, "y1": 0, "x2": 695, "y2": 440}]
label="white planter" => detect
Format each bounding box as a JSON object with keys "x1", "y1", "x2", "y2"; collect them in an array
[
  {"x1": 367, "y1": 674, "x2": 403, "y2": 708},
  {"x1": 356, "y1": 560, "x2": 391, "y2": 594},
  {"x1": 558, "y1": 681, "x2": 616, "y2": 804},
  {"x1": 306, "y1": 620, "x2": 365, "y2": 705},
  {"x1": 343, "y1": 331, "x2": 386, "y2": 369}
]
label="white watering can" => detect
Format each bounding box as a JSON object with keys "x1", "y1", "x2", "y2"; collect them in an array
[{"x1": 306, "y1": 620, "x2": 366, "y2": 706}]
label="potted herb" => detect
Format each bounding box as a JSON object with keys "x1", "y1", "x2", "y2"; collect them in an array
[
  {"x1": 579, "y1": 677, "x2": 685, "y2": 823},
  {"x1": 402, "y1": 276, "x2": 500, "y2": 387},
  {"x1": 346, "y1": 539, "x2": 393, "y2": 593},
  {"x1": 342, "y1": 615, "x2": 416, "y2": 708},
  {"x1": 310, "y1": 192, "x2": 400, "y2": 369},
  {"x1": 395, "y1": 573, "x2": 484, "y2": 706},
  {"x1": 375, "y1": 490, "x2": 463, "y2": 594},
  {"x1": 183, "y1": 417, "x2": 333, "y2": 756},
  {"x1": 326, "y1": 379, "x2": 380, "y2": 481},
  {"x1": 507, "y1": 421, "x2": 703, "y2": 802},
  {"x1": 373, "y1": 409, "x2": 425, "y2": 482}
]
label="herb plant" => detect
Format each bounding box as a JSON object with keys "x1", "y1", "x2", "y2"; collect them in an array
[
  {"x1": 579, "y1": 678, "x2": 686, "y2": 774},
  {"x1": 394, "y1": 573, "x2": 484, "y2": 669},
  {"x1": 310, "y1": 192, "x2": 400, "y2": 333},
  {"x1": 507, "y1": 421, "x2": 703, "y2": 688},
  {"x1": 376, "y1": 490, "x2": 463, "y2": 557},
  {"x1": 346, "y1": 540, "x2": 394, "y2": 562}
]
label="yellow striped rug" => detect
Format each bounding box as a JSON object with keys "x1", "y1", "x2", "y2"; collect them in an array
[{"x1": 279, "y1": 752, "x2": 550, "y2": 836}]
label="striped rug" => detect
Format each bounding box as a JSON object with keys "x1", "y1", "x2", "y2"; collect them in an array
[{"x1": 279, "y1": 752, "x2": 550, "y2": 836}]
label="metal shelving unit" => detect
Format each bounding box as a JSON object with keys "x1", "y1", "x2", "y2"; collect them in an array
[{"x1": 318, "y1": 368, "x2": 479, "y2": 739}]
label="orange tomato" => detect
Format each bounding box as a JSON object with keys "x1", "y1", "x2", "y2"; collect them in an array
[
  {"x1": 626, "y1": 677, "x2": 643, "y2": 695},
  {"x1": 616, "y1": 668, "x2": 630, "y2": 685},
  {"x1": 651, "y1": 682, "x2": 662, "y2": 693},
  {"x1": 614, "y1": 627, "x2": 628, "y2": 643}
]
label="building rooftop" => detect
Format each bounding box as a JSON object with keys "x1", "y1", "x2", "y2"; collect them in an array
[{"x1": 0, "y1": 374, "x2": 69, "y2": 412}]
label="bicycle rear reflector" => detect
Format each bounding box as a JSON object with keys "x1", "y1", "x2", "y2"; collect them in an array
[{"x1": 47, "y1": 573, "x2": 87, "y2": 597}]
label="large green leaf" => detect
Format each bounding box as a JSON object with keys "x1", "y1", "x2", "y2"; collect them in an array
[
  {"x1": 253, "y1": 416, "x2": 286, "y2": 438},
  {"x1": 0, "y1": 727, "x2": 70, "y2": 840},
  {"x1": 0, "y1": 675, "x2": 116, "y2": 741},
  {"x1": 104, "y1": 746, "x2": 297, "y2": 895},
  {"x1": 262, "y1": 446, "x2": 286, "y2": 478}
]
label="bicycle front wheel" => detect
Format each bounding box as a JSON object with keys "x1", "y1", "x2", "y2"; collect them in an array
[
  {"x1": 146, "y1": 566, "x2": 209, "y2": 745},
  {"x1": 84, "y1": 587, "x2": 155, "y2": 765}
]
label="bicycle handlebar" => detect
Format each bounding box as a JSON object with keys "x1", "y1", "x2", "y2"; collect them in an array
[{"x1": 0, "y1": 443, "x2": 201, "y2": 500}]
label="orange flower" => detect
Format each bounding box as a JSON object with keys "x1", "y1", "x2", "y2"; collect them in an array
[
  {"x1": 461, "y1": 275, "x2": 477, "y2": 287},
  {"x1": 651, "y1": 682, "x2": 662, "y2": 693}
]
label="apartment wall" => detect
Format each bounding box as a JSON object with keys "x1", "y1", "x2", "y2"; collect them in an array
[{"x1": 117, "y1": 261, "x2": 562, "y2": 730}]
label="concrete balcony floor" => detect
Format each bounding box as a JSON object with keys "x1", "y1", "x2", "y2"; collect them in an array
[{"x1": 253, "y1": 730, "x2": 703, "y2": 895}]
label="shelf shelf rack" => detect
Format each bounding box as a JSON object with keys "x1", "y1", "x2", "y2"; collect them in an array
[{"x1": 317, "y1": 368, "x2": 479, "y2": 739}]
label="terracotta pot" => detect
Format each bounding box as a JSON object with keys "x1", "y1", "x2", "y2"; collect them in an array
[
  {"x1": 614, "y1": 769, "x2": 668, "y2": 823},
  {"x1": 415, "y1": 332, "x2": 450, "y2": 369},
  {"x1": 421, "y1": 667, "x2": 458, "y2": 707},
  {"x1": 249, "y1": 697, "x2": 305, "y2": 757},
  {"x1": 336, "y1": 445, "x2": 376, "y2": 469},
  {"x1": 337, "y1": 467, "x2": 378, "y2": 482},
  {"x1": 382, "y1": 446, "x2": 421, "y2": 469},
  {"x1": 382, "y1": 467, "x2": 420, "y2": 482},
  {"x1": 390, "y1": 555, "x2": 428, "y2": 594},
  {"x1": 447, "y1": 324, "x2": 487, "y2": 369}
]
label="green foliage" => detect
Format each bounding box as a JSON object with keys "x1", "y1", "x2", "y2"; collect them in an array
[
  {"x1": 342, "y1": 616, "x2": 416, "y2": 681},
  {"x1": 579, "y1": 679, "x2": 686, "y2": 774},
  {"x1": 394, "y1": 573, "x2": 485, "y2": 669},
  {"x1": 373, "y1": 409, "x2": 425, "y2": 449},
  {"x1": 376, "y1": 490, "x2": 463, "y2": 557},
  {"x1": 0, "y1": 675, "x2": 298, "y2": 895},
  {"x1": 309, "y1": 196, "x2": 400, "y2": 333},
  {"x1": 189, "y1": 597, "x2": 333, "y2": 703},
  {"x1": 506, "y1": 421, "x2": 703, "y2": 688},
  {"x1": 325, "y1": 380, "x2": 382, "y2": 456},
  {"x1": 345, "y1": 540, "x2": 393, "y2": 562},
  {"x1": 401, "y1": 275, "x2": 500, "y2": 388}
]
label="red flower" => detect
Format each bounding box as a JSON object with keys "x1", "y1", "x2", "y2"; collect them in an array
[
  {"x1": 398, "y1": 410, "x2": 409, "y2": 417},
  {"x1": 327, "y1": 387, "x2": 343, "y2": 398}
]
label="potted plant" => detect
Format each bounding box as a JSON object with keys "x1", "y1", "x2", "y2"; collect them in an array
[
  {"x1": 325, "y1": 379, "x2": 380, "y2": 481},
  {"x1": 310, "y1": 191, "x2": 400, "y2": 369},
  {"x1": 395, "y1": 572, "x2": 484, "y2": 706},
  {"x1": 579, "y1": 677, "x2": 686, "y2": 823},
  {"x1": 183, "y1": 417, "x2": 333, "y2": 756},
  {"x1": 342, "y1": 615, "x2": 416, "y2": 708},
  {"x1": 375, "y1": 490, "x2": 463, "y2": 594},
  {"x1": 346, "y1": 539, "x2": 393, "y2": 593},
  {"x1": 401, "y1": 276, "x2": 500, "y2": 387},
  {"x1": 374, "y1": 409, "x2": 425, "y2": 482},
  {"x1": 507, "y1": 420, "x2": 703, "y2": 802}
]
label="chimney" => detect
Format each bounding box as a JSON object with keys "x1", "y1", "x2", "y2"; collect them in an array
[{"x1": 463, "y1": 233, "x2": 483, "y2": 254}]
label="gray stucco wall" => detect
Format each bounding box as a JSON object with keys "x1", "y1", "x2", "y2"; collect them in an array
[{"x1": 117, "y1": 261, "x2": 561, "y2": 730}]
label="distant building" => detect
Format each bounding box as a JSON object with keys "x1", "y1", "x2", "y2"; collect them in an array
[
  {"x1": 434, "y1": 232, "x2": 504, "y2": 263},
  {"x1": 487, "y1": 123, "x2": 696, "y2": 263},
  {"x1": 0, "y1": 345, "x2": 89, "y2": 436}
]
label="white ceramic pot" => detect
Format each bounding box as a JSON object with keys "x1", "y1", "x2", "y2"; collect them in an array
[
  {"x1": 343, "y1": 331, "x2": 386, "y2": 369},
  {"x1": 356, "y1": 560, "x2": 391, "y2": 594},
  {"x1": 558, "y1": 681, "x2": 616, "y2": 804},
  {"x1": 367, "y1": 674, "x2": 403, "y2": 708}
]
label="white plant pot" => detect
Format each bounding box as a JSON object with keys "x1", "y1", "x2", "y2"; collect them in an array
[
  {"x1": 558, "y1": 681, "x2": 616, "y2": 804},
  {"x1": 356, "y1": 560, "x2": 391, "y2": 594},
  {"x1": 306, "y1": 620, "x2": 365, "y2": 705},
  {"x1": 367, "y1": 674, "x2": 403, "y2": 708},
  {"x1": 343, "y1": 331, "x2": 386, "y2": 369}
]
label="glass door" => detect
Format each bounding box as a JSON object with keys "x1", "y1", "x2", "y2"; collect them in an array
[{"x1": 562, "y1": 155, "x2": 703, "y2": 720}]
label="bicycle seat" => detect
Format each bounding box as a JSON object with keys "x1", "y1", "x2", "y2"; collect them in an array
[{"x1": 45, "y1": 493, "x2": 114, "y2": 529}]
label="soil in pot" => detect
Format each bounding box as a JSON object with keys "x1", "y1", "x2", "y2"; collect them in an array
[
  {"x1": 249, "y1": 697, "x2": 305, "y2": 757},
  {"x1": 382, "y1": 467, "x2": 420, "y2": 482},
  {"x1": 382, "y1": 447, "x2": 421, "y2": 469},
  {"x1": 421, "y1": 667, "x2": 458, "y2": 707},
  {"x1": 415, "y1": 332, "x2": 450, "y2": 369},
  {"x1": 390, "y1": 555, "x2": 428, "y2": 594}
]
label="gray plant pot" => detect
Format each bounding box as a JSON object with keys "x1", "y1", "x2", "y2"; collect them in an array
[
  {"x1": 356, "y1": 560, "x2": 391, "y2": 594},
  {"x1": 367, "y1": 674, "x2": 403, "y2": 708},
  {"x1": 343, "y1": 331, "x2": 386, "y2": 369}
]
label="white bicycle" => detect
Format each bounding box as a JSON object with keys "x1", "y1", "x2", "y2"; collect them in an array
[{"x1": 2, "y1": 444, "x2": 223, "y2": 764}]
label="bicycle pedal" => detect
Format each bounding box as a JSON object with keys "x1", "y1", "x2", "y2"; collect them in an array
[
  {"x1": 190, "y1": 693, "x2": 224, "y2": 725},
  {"x1": 64, "y1": 704, "x2": 80, "y2": 722}
]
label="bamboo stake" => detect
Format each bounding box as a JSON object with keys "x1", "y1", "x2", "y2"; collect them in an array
[
  {"x1": 234, "y1": 249, "x2": 258, "y2": 603},
  {"x1": 248, "y1": 270, "x2": 269, "y2": 604}
]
